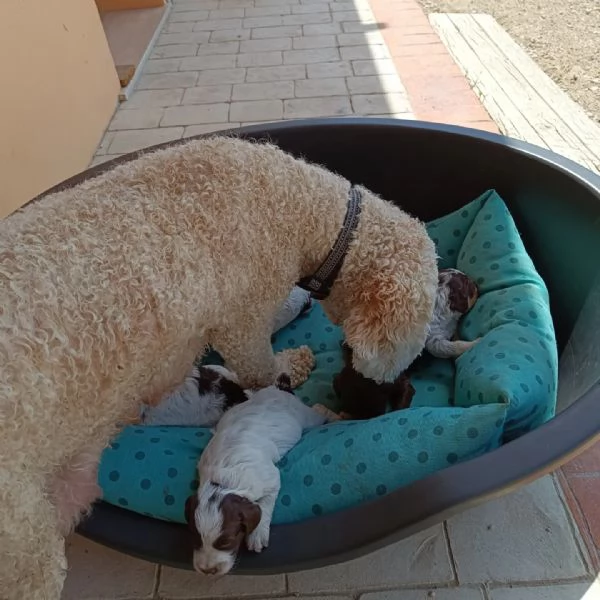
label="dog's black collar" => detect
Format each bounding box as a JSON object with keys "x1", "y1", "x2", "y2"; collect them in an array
[{"x1": 297, "y1": 186, "x2": 362, "y2": 300}]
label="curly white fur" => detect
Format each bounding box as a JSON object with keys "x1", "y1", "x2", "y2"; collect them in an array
[{"x1": 0, "y1": 136, "x2": 436, "y2": 599}]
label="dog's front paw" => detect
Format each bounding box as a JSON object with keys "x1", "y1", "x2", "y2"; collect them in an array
[
  {"x1": 246, "y1": 525, "x2": 270, "y2": 553},
  {"x1": 275, "y1": 346, "x2": 315, "y2": 388}
]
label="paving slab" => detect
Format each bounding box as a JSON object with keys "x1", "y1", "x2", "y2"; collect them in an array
[
  {"x1": 489, "y1": 580, "x2": 600, "y2": 600},
  {"x1": 159, "y1": 567, "x2": 286, "y2": 598},
  {"x1": 361, "y1": 588, "x2": 485, "y2": 600},
  {"x1": 62, "y1": 535, "x2": 157, "y2": 599},
  {"x1": 447, "y1": 475, "x2": 590, "y2": 584},
  {"x1": 287, "y1": 525, "x2": 454, "y2": 594}
]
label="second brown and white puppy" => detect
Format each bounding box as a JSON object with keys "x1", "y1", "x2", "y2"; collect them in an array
[
  {"x1": 184, "y1": 375, "x2": 327, "y2": 576},
  {"x1": 425, "y1": 268, "x2": 479, "y2": 358}
]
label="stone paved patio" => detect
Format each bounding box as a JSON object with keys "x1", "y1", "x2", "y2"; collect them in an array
[{"x1": 70, "y1": 0, "x2": 600, "y2": 597}]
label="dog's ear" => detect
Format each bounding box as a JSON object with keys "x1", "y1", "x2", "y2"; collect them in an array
[
  {"x1": 275, "y1": 373, "x2": 293, "y2": 394},
  {"x1": 342, "y1": 272, "x2": 434, "y2": 383},
  {"x1": 185, "y1": 494, "x2": 199, "y2": 531},
  {"x1": 389, "y1": 375, "x2": 415, "y2": 410},
  {"x1": 221, "y1": 493, "x2": 262, "y2": 536},
  {"x1": 442, "y1": 270, "x2": 478, "y2": 314}
]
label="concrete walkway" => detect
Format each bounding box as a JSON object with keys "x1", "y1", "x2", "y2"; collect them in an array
[{"x1": 70, "y1": 0, "x2": 600, "y2": 597}]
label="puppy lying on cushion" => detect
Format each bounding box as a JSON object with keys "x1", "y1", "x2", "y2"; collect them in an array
[
  {"x1": 322, "y1": 268, "x2": 478, "y2": 421},
  {"x1": 185, "y1": 374, "x2": 328, "y2": 576},
  {"x1": 140, "y1": 365, "x2": 247, "y2": 427},
  {"x1": 425, "y1": 268, "x2": 479, "y2": 359},
  {"x1": 141, "y1": 288, "x2": 312, "y2": 427}
]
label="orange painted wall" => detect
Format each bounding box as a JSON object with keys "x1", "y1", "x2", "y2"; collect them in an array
[{"x1": 0, "y1": 0, "x2": 120, "y2": 217}]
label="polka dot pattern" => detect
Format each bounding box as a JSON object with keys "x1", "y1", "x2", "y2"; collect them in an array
[{"x1": 98, "y1": 190, "x2": 556, "y2": 528}]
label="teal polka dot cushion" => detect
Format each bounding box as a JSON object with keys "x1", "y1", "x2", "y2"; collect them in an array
[{"x1": 97, "y1": 189, "x2": 557, "y2": 524}]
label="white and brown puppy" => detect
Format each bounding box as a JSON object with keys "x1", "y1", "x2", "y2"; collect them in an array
[
  {"x1": 425, "y1": 268, "x2": 479, "y2": 358},
  {"x1": 140, "y1": 365, "x2": 248, "y2": 427},
  {"x1": 185, "y1": 375, "x2": 327, "y2": 576}
]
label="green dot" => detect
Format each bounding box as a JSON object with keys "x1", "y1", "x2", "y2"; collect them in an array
[
  {"x1": 330, "y1": 483, "x2": 342, "y2": 495},
  {"x1": 109, "y1": 471, "x2": 120, "y2": 482},
  {"x1": 461, "y1": 210, "x2": 469, "y2": 218},
  {"x1": 312, "y1": 504, "x2": 323, "y2": 516},
  {"x1": 496, "y1": 225, "x2": 505, "y2": 232},
  {"x1": 483, "y1": 213, "x2": 492, "y2": 221},
  {"x1": 167, "y1": 467, "x2": 178, "y2": 478},
  {"x1": 433, "y1": 426, "x2": 444, "y2": 436},
  {"x1": 488, "y1": 340, "x2": 498, "y2": 347},
  {"x1": 281, "y1": 495, "x2": 291, "y2": 506},
  {"x1": 427, "y1": 385, "x2": 435, "y2": 392},
  {"x1": 376, "y1": 484, "x2": 387, "y2": 496},
  {"x1": 490, "y1": 263, "x2": 499, "y2": 270},
  {"x1": 118, "y1": 497, "x2": 129, "y2": 506},
  {"x1": 140, "y1": 479, "x2": 151, "y2": 490},
  {"x1": 508, "y1": 242, "x2": 516, "y2": 249},
  {"x1": 321, "y1": 454, "x2": 332, "y2": 465},
  {"x1": 536, "y1": 375, "x2": 544, "y2": 385},
  {"x1": 495, "y1": 418, "x2": 504, "y2": 428},
  {"x1": 483, "y1": 241, "x2": 491, "y2": 249},
  {"x1": 397, "y1": 417, "x2": 407, "y2": 426},
  {"x1": 510, "y1": 257, "x2": 518, "y2": 264},
  {"x1": 417, "y1": 451, "x2": 429, "y2": 463},
  {"x1": 467, "y1": 427, "x2": 479, "y2": 439},
  {"x1": 150, "y1": 437, "x2": 160, "y2": 443},
  {"x1": 509, "y1": 364, "x2": 520, "y2": 371},
  {"x1": 164, "y1": 495, "x2": 175, "y2": 506},
  {"x1": 453, "y1": 229, "x2": 461, "y2": 237},
  {"x1": 518, "y1": 337, "x2": 528, "y2": 343},
  {"x1": 475, "y1": 367, "x2": 484, "y2": 375},
  {"x1": 520, "y1": 383, "x2": 530, "y2": 392},
  {"x1": 303, "y1": 475, "x2": 314, "y2": 486},
  {"x1": 372, "y1": 433, "x2": 382, "y2": 441},
  {"x1": 529, "y1": 311, "x2": 538, "y2": 319},
  {"x1": 495, "y1": 352, "x2": 505, "y2": 359},
  {"x1": 469, "y1": 256, "x2": 477, "y2": 264},
  {"x1": 344, "y1": 438, "x2": 354, "y2": 448},
  {"x1": 135, "y1": 451, "x2": 145, "y2": 460},
  {"x1": 408, "y1": 429, "x2": 418, "y2": 439},
  {"x1": 388, "y1": 451, "x2": 399, "y2": 463},
  {"x1": 356, "y1": 462, "x2": 367, "y2": 474},
  {"x1": 447, "y1": 453, "x2": 458, "y2": 464}
]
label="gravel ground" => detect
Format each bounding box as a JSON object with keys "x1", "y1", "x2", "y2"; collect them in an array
[{"x1": 418, "y1": 0, "x2": 600, "y2": 124}]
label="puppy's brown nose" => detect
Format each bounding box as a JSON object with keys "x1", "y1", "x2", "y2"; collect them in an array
[{"x1": 200, "y1": 567, "x2": 218, "y2": 575}]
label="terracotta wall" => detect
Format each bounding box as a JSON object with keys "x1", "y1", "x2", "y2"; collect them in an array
[{"x1": 0, "y1": 0, "x2": 119, "y2": 218}]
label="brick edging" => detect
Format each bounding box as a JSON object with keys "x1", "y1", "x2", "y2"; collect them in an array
[{"x1": 367, "y1": 0, "x2": 499, "y2": 132}]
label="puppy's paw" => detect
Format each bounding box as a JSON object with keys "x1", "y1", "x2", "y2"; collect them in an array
[
  {"x1": 275, "y1": 346, "x2": 315, "y2": 388},
  {"x1": 313, "y1": 403, "x2": 343, "y2": 422},
  {"x1": 246, "y1": 525, "x2": 270, "y2": 553}
]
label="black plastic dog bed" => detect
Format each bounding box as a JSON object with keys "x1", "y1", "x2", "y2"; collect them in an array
[{"x1": 35, "y1": 118, "x2": 600, "y2": 573}]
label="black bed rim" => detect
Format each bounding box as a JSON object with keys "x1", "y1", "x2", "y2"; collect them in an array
[{"x1": 27, "y1": 118, "x2": 599, "y2": 573}]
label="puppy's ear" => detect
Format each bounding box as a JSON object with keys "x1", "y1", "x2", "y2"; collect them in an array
[
  {"x1": 275, "y1": 373, "x2": 293, "y2": 394},
  {"x1": 390, "y1": 375, "x2": 415, "y2": 410},
  {"x1": 221, "y1": 494, "x2": 262, "y2": 536},
  {"x1": 185, "y1": 495, "x2": 199, "y2": 531}
]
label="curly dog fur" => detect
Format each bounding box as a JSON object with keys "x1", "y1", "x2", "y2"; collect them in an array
[{"x1": 0, "y1": 136, "x2": 437, "y2": 599}]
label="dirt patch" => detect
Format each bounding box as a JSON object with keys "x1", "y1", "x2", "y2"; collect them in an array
[{"x1": 418, "y1": 0, "x2": 600, "y2": 124}]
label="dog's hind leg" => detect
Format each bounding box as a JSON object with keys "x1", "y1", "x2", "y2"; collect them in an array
[
  {"x1": 49, "y1": 448, "x2": 103, "y2": 535},
  {"x1": 1, "y1": 475, "x2": 67, "y2": 600}
]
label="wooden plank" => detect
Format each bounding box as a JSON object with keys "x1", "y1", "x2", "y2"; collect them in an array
[
  {"x1": 430, "y1": 13, "x2": 600, "y2": 173},
  {"x1": 451, "y1": 14, "x2": 599, "y2": 172},
  {"x1": 429, "y1": 14, "x2": 547, "y2": 147},
  {"x1": 474, "y1": 14, "x2": 600, "y2": 162}
]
